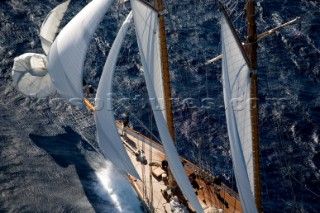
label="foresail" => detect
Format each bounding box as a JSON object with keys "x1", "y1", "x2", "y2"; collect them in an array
[
  {"x1": 130, "y1": 0, "x2": 166, "y2": 121},
  {"x1": 131, "y1": 1, "x2": 203, "y2": 212},
  {"x1": 221, "y1": 13, "x2": 258, "y2": 212},
  {"x1": 40, "y1": 0, "x2": 71, "y2": 55},
  {"x1": 48, "y1": 0, "x2": 114, "y2": 109},
  {"x1": 94, "y1": 12, "x2": 139, "y2": 179}
]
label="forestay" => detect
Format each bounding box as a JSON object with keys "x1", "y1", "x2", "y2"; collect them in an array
[
  {"x1": 221, "y1": 13, "x2": 258, "y2": 213},
  {"x1": 94, "y1": 12, "x2": 139, "y2": 179},
  {"x1": 48, "y1": 0, "x2": 114, "y2": 109},
  {"x1": 131, "y1": 1, "x2": 204, "y2": 212},
  {"x1": 40, "y1": 0, "x2": 71, "y2": 55}
]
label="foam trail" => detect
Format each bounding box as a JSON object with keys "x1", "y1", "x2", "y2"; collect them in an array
[{"x1": 94, "y1": 161, "x2": 143, "y2": 213}]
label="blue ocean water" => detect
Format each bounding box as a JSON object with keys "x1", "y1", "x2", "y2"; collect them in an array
[{"x1": 0, "y1": 0, "x2": 319, "y2": 212}]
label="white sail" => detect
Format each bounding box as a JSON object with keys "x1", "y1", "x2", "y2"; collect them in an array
[
  {"x1": 130, "y1": 0, "x2": 166, "y2": 121},
  {"x1": 40, "y1": 0, "x2": 71, "y2": 55},
  {"x1": 12, "y1": 53, "x2": 55, "y2": 98},
  {"x1": 221, "y1": 14, "x2": 258, "y2": 212},
  {"x1": 94, "y1": 12, "x2": 139, "y2": 179},
  {"x1": 131, "y1": 1, "x2": 204, "y2": 212},
  {"x1": 48, "y1": 0, "x2": 114, "y2": 109}
]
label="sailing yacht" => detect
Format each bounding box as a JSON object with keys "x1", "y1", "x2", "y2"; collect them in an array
[{"x1": 11, "y1": 0, "x2": 300, "y2": 212}]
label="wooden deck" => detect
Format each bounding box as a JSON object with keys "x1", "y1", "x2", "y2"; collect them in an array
[
  {"x1": 84, "y1": 99, "x2": 242, "y2": 212},
  {"x1": 117, "y1": 123, "x2": 242, "y2": 213}
]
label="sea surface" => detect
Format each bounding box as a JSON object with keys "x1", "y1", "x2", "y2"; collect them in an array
[{"x1": 0, "y1": 0, "x2": 319, "y2": 212}]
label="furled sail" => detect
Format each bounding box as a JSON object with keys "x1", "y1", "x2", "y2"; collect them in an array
[
  {"x1": 12, "y1": 53, "x2": 55, "y2": 98},
  {"x1": 131, "y1": 1, "x2": 204, "y2": 212},
  {"x1": 94, "y1": 11, "x2": 139, "y2": 179},
  {"x1": 48, "y1": 0, "x2": 114, "y2": 109},
  {"x1": 221, "y1": 13, "x2": 258, "y2": 212},
  {"x1": 40, "y1": 0, "x2": 71, "y2": 55}
]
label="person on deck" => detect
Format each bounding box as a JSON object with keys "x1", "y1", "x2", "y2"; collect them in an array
[
  {"x1": 213, "y1": 176, "x2": 222, "y2": 194},
  {"x1": 161, "y1": 160, "x2": 169, "y2": 173},
  {"x1": 121, "y1": 115, "x2": 129, "y2": 136},
  {"x1": 188, "y1": 173, "x2": 200, "y2": 194},
  {"x1": 87, "y1": 85, "x2": 94, "y2": 98},
  {"x1": 83, "y1": 80, "x2": 94, "y2": 98}
]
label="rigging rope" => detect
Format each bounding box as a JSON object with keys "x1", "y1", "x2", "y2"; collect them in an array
[
  {"x1": 165, "y1": 0, "x2": 239, "y2": 206},
  {"x1": 288, "y1": 171, "x2": 320, "y2": 198},
  {"x1": 148, "y1": 110, "x2": 154, "y2": 210}
]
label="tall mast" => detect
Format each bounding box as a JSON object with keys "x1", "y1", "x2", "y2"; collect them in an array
[
  {"x1": 155, "y1": 0, "x2": 179, "y2": 196},
  {"x1": 246, "y1": 0, "x2": 262, "y2": 212},
  {"x1": 155, "y1": 0, "x2": 175, "y2": 142}
]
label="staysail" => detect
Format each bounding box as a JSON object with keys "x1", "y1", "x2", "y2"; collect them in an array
[
  {"x1": 39, "y1": 0, "x2": 71, "y2": 55},
  {"x1": 131, "y1": 1, "x2": 204, "y2": 212},
  {"x1": 221, "y1": 12, "x2": 258, "y2": 212},
  {"x1": 48, "y1": 0, "x2": 114, "y2": 109},
  {"x1": 94, "y1": 11, "x2": 139, "y2": 179}
]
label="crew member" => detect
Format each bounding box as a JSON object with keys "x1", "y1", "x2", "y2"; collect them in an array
[
  {"x1": 188, "y1": 173, "x2": 200, "y2": 193},
  {"x1": 121, "y1": 115, "x2": 129, "y2": 136}
]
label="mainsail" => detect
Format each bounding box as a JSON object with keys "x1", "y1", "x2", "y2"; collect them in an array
[
  {"x1": 94, "y1": 11, "x2": 139, "y2": 179},
  {"x1": 130, "y1": 0, "x2": 166, "y2": 120},
  {"x1": 131, "y1": 0, "x2": 204, "y2": 212},
  {"x1": 48, "y1": 0, "x2": 114, "y2": 109},
  {"x1": 40, "y1": 0, "x2": 71, "y2": 55},
  {"x1": 221, "y1": 12, "x2": 258, "y2": 213}
]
